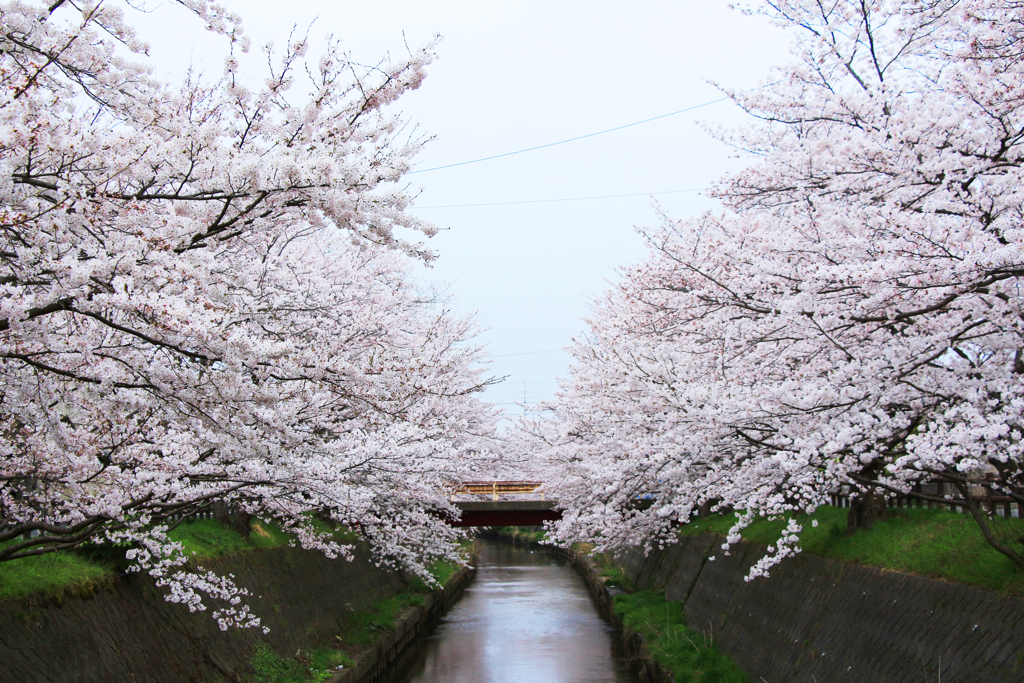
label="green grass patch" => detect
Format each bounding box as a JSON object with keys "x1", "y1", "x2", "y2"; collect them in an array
[
  {"x1": 167, "y1": 518, "x2": 361, "y2": 560},
  {"x1": 336, "y1": 591, "x2": 427, "y2": 646},
  {"x1": 329, "y1": 545, "x2": 468, "y2": 652},
  {"x1": 0, "y1": 518, "x2": 360, "y2": 602},
  {"x1": 405, "y1": 538, "x2": 473, "y2": 593},
  {"x1": 614, "y1": 590, "x2": 747, "y2": 682},
  {"x1": 243, "y1": 533, "x2": 472, "y2": 682},
  {"x1": 248, "y1": 582, "x2": 435, "y2": 683},
  {"x1": 680, "y1": 506, "x2": 1024, "y2": 596},
  {"x1": 589, "y1": 551, "x2": 636, "y2": 592},
  {"x1": 247, "y1": 520, "x2": 295, "y2": 549},
  {"x1": 430, "y1": 559, "x2": 458, "y2": 586},
  {"x1": 250, "y1": 642, "x2": 352, "y2": 683},
  {"x1": 168, "y1": 519, "x2": 253, "y2": 559},
  {"x1": 308, "y1": 647, "x2": 353, "y2": 673},
  {"x1": 401, "y1": 557, "x2": 462, "y2": 593},
  {"x1": 0, "y1": 545, "x2": 116, "y2": 601}
]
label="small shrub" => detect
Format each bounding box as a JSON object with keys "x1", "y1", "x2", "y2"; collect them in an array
[
  {"x1": 309, "y1": 647, "x2": 352, "y2": 672},
  {"x1": 597, "y1": 564, "x2": 635, "y2": 592},
  {"x1": 247, "y1": 521, "x2": 293, "y2": 549},
  {"x1": 250, "y1": 642, "x2": 292, "y2": 683},
  {"x1": 589, "y1": 552, "x2": 635, "y2": 592},
  {"x1": 250, "y1": 642, "x2": 348, "y2": 683}
]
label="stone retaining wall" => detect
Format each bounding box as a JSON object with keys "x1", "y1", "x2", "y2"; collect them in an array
[{"x1": 617, "y1": 534, "x2": 1024, "y2": 683}]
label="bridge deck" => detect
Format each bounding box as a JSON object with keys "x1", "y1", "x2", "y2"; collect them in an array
[{"x1": 449, "y1": 500, "x2": 560, "y2": 527}]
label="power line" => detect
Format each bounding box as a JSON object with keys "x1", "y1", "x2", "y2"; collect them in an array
[
  {"x1": 408, "y1": 96, "x2": 732, "y2": 174},
  {"x1": 414, "y1": 188, "x2": 703, "y2": 209}
]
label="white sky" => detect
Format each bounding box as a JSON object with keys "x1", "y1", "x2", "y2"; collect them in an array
[{"x1": 131, "y1": 0, "x2": 793, "y2": 421}]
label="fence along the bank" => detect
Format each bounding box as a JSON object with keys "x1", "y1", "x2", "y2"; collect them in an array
[{"x1": 829, "y1": 475, "x2": 1022, "y2": 518}]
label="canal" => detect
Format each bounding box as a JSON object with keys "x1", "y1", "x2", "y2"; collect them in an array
[{"x1": 392, "y1": 538, "x2": 641, "y2": 683}]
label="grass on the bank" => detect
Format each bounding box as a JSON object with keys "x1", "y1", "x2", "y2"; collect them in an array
[
  {"x1": 576, "y1": 546, "x2": 636, "y2": 592},
  {"x1": 333, "y1": 590, "x2": 428, "y2": 647},
  {"x1": 406, "y1": 557, "x2": 459, "y2": 591},
  {"x1": 169, "y1": 519, "x2": 267, "y2": 559},
  {"x1": 248, "y1": 589, "x2": 429, "y2": 683},
  {"x1": 332, "y1": 554, "x2": 462, "y2": 647},
  {"x1": 0, "y1": 543, "x2": 116, "y2": 601},
  {"x1": 0, "y1": 518, "x2": 355, "y2": 601},
  {"x1": 169, "y1": 518, "x2": 354, "y2": 560},
  {"x1": 250, "y1": 642, "x2": 353, "y2": 683},
  {"x1": 681, "y1": 506, "x2": 1024, "y2": 596},
  {"x1": 615, "y1": 590, "x2": 747, "y2": 683},
  {"x1": 251, "y1": 553, "x2": 467, "y2": 683},
  {"x1": 594, "y1": 556, "x2": 635, "y2": 592}
]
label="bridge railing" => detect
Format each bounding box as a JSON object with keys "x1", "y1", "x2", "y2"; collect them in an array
[{"x1": 451, "y1": 481, "x2": 545, "y2": 501}]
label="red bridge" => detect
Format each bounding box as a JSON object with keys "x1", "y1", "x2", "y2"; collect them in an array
[
  {"x1": 447, "y1": 481, "x2": 560, "y2": 527},
  {"x1": 449, "y1": 501, "x2": 561, "y2": 527}
]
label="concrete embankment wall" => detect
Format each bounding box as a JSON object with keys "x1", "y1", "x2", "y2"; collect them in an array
[
  {"x1": 330, "y1": 565, "x2": 473, "y2": 683},
  {"x1": 616, "y1": 533, "x2": 1024, "y2": 683},
  {"x1": 0, "y1": 545, "x2": 436, "y2": 683}
]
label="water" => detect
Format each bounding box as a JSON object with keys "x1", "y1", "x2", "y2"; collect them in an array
[{"x1": 393, "y1": 539, "x2": 641, "y2": 683}]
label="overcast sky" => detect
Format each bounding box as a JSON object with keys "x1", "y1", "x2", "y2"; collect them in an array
[{"x1": 133, "y1": 0, "x2": 793, "y2": 421}]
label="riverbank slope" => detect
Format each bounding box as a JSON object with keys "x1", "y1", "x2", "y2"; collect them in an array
[
  {"x1": 0, "y1": 529, "x2": 469, "y2": 683},
  {"x1": 616, "y1": 532, "x2": 1024, "y2": 683}
]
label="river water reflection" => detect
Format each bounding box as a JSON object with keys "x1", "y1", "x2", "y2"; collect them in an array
[{"x1": 393, "y1": 539, "x2": 640, "y2": 683}]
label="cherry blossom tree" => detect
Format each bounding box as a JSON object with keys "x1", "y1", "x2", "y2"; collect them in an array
[
  {"x1": 0, "y1": 0, "x2": 498, "y2": 629},
  {"x1": 537, "y1": 0, "x2": 1024, "y2": 574}
]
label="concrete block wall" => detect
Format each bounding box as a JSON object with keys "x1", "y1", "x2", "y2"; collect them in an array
[
  {"x1": 330, "y1": 565, "x2": 474, "y2": 683},
  {"x1": 616, "y1": 534, "x2": 1024, "y2": 683},
  {"x1": 0, "y1": 545, "x2": 407, "y2": 683}
]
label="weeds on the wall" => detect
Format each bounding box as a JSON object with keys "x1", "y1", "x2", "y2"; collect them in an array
[
  {"x1": 589, "y1": 551, "x2": 636, "y2": 592},
  {"x1": 248, "y1": 551, "x2": 467, "y2": 683},
  {"x1": 250, "y1": 642, "x2": 351, "y2": 683},
  {"x1": 614, "y1": 590, "x2": 747, "y2": 683}
]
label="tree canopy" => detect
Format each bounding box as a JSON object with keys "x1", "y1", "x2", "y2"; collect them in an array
[
  {"x1": 534, "y1": 0, "x2": 1024, "y2": 574},
  {"x1": 0, "y1": 0, "x2": 497, "y2": 629}
]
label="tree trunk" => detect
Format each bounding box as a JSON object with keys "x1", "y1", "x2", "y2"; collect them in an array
[
  {"x1": 213, "y1": 500, "x2": 252, "y2": 538},
  {"x1": 953, "y1": 480, "x2": 1024, "y2": 572},
  {"x1": 847, "y1": 487, "x2": 889, "y2": 530},
  {"x1": 697, "y1": 498, "x2": 721, "y2": 519}
]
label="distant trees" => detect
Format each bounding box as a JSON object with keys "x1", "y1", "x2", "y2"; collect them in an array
[
  {"x1": 0, "y1": 0, "x2": 497, "y2": 629},
  {"x1": 537, "y1": 0, "x2": 1024, "y2": 574}
]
